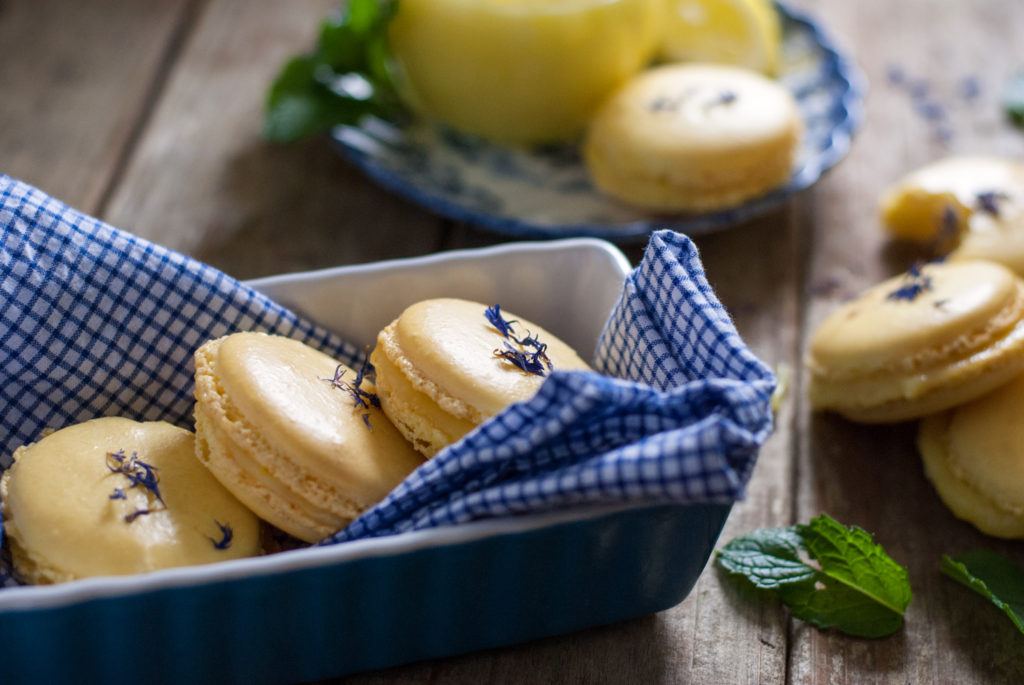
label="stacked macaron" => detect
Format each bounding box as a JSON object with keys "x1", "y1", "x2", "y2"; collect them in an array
[
  {"x1": 370, "y1": 299, "x2": 591, "y2": 457},
  {"x1": 1, "y1": 298, "x2": 587, "y2": 582},
  {"x1": 808, "y1": 156, "x2": 1024, "y2": 539}
]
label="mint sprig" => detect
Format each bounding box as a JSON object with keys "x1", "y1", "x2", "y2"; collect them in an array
[
  {"x1": 263, "y1": 0, "x2": 404, "y2": 142},
  {"x1": 942, "y1": 550, "x2": 1024, "y2": 635},
  {"x1": 717, "y1": 514, "x2": 912, "y2": 638}
]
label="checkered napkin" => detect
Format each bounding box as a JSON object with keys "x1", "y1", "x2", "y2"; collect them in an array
[
  {"x1": 331, "y1": 231, "x2": 776, "y2": 541},
  {"x1": 0, "y1": 175, "x2": 775, "y2": 560}
]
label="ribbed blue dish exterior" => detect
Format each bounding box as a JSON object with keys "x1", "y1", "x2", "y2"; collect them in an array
[{"x1": 0, "y1": 503, "x2": 730, "y2": 685}]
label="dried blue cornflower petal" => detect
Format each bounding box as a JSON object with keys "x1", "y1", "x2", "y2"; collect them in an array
[
  {"x1": 649, "y1": 95, "x2": 675, "y2": 112},
  {"x1": 703, "y1": 90, "x2": 737, "y2": 110},
  {"x1": 322, "y1": 363, "x2": 380, "y2": 428},
  {"x1": 106, "y1": 449, "x2": 164, "y2": 506},
  {"x1": 124, "y1": 508, "x2": 152, "y2": 524},
  {"x1": 977, "y1": 191, "x2": 1007, "y2": 217},
  {"x1": 494, "y1": 342, "x2": 548, "y2": 376},
  {"x1": 887, "y1": 262, "x2": 933, "y2": 302},
  {"x1": 485, "y1": 304, "x2": 518, "y2": 339},
  {"x1": 940, "y1": 204, "x2": 960, "y2": 236},
  {"x1": 109, "y1": 488, "x2": 126, "y2": 500},
  {"x1": 324, "y1": 364, "x2": 381, "y2": 409},
  {"x1": 208, "y1": 520, "x2": 233, "y2": 550},
  {"x1": 959, "y1": 75, "x2": 981, "y2": 100},
  {"x1": 914, "y1": 101, "x2": 946, "y2": 121},
  {"x1": 908, "y1": 79, "x2": 931, "y2": 100},
  {"x1": 485, "y1": 305, "x2": 553, "y2": 376}
]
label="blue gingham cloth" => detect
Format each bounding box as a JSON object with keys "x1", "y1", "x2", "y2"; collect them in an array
[{"x1": 0, "y1": 175, "x2": 774, "y2": 562}]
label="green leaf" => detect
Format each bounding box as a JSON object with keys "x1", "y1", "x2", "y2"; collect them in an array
[
  {"x1": 717, "y1": 514, "x2": 911, "y2": 638},
  {"x1": 1005, "y1": 71, "x2": 1024, "y2": 128},
  {"x1": 942, "y1": 550, "x2": 1024, "y2": 634},
  {"x1": 263, "y1": 0, "x2": 403, "y2": 142}
]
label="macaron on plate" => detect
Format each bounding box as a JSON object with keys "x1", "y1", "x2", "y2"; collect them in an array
[
  {"x1": 332, "y1": 2, "x2": 864, "y2": 241},
  {"x1": 0, "y1": 239, "x2": 734, "y2": 685}
]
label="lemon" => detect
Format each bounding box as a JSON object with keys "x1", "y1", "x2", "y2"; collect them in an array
[
  {"x1": 659, "y1": 0, "x2": 781, "y2": 76},
  {"x1": 389, "y1": 0, "x2": 660, "y2": 145}
]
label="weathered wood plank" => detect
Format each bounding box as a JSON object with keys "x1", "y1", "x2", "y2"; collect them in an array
[
  {"x1": 0, "y1": 0, "x2": 195, "y2": 213},
  {"x1": 793, "y1": 0, "x2": 1024, "y2": 682},
  {"x1": 102, "y1": 0, "x2": 444, "y2": 274}
]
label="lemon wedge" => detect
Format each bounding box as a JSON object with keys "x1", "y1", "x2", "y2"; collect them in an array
[{"x1": 659, "y1": 0, "x2": 781, "y2": 75}]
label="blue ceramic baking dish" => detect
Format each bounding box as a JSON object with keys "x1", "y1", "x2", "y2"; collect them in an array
[{"x1": 0, "y1": 239, "x2": 736, "y2": 684}]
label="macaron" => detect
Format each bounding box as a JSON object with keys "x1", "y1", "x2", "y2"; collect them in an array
[
  {"x1": 879, "y1": 155, "x2": 1024, "y2": 269},
  {"x1": 0, "y1": 417, "x2": 261, "y2": 584},
  {"x1": 193, "y1": 332, "x2": 424, "y2": 543},
  {"x1": 918, "y1": 373, "x2": 1024, "y2": 538},
  {"x1": 582, "y1": 63, "x2": 802, "y2": 212},
  {"x1": 370, "y1": 298, "x2": 591, "y2": 458},
  {"x1": 806, "y1": 260, "x2": 1024, "y2": 422}
]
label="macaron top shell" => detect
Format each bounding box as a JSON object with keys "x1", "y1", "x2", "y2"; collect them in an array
[
  {"x1": 1, "y1": 417, "x2": 260, "y2": 583},
  {"x1": 884, "y1": 156, "x2": 1024, "y2": 211},
  {"x1": 808, "y1": 260, "x2": 1024, "y2": 378},
  {"x1": 880, "y1": 155, "x2": 1024, "y2": 249},
  {"x1": 386, "y1": 298, "x2": 591, "y2": 420},
  {"x1": 587, "y1": 63, "x2": 800, "y2": 159},
  {"x1": 211, "y1": 333, "x2": 423, "y2": 504}
]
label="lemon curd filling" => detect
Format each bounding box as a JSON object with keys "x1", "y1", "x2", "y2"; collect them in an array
[{"x1": 388, "y1": 0, "x2": 660, "y2": 145}]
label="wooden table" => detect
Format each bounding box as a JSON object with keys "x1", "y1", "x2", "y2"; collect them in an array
[{"x1": 4, "y1": 0, "x2": 1024, "y2": 681}]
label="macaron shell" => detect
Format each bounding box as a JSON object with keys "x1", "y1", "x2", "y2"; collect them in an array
[
  {"x1": 919, "y1": 406, "x2": 1024, "y2": 538},
  {"x1": 583, "y1": 63, "x2": 801, "y2": 211},
  {"x1": 193, "y1": 333, "x2": 424, "y2": 542},
  {"x1": 213, "y1": 333, "x2": 421, "y2": 494},
  {"x1": 808, "y1": 261, "x2": 1023, "y2": 378},
  {"x1": 388, "y1": 299, "x2": 591, "y2": 420},
  {"x1": 370, "y1": 343, "x2": 477, "y2": 458},
  {"x1": 951, "y1": 211, "x2": 1024, "y2": 275},
  {"x1": 941, "y1": 373, "x2": 1024, "y2": 513},
  {"x1": 0, "y1": 417, "x2": 261, "y2": 583},
  {"x1": 193, "y1": 400, "x2": 342, "y2": 541},
  {"x1": 814, "y1": 319, "x2": 1024, "y2": 422},
  {"x1": 807, "y1": 260, "x2": 1024, "y2": 422}
]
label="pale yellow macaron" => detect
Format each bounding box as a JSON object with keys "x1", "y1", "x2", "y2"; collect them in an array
[
  {"x1": 918, "y1": 373, "x2": 1024, "y2": 538},
  {"x1": 582, "y1": 63, "x2": 802, "y2": 212},
  {"x1": 193, "y1": 332, "x2": 424, "y2": 543},
  {"x1": 806, "y1": 260, "x2": 1024, "y2": 422},
  {"x1": 0, "y1": 417, "x2": 261, "y2": 584},
  {"x1": 879, "y1": 155, "x2": 1024, "y2": 270},
  {"x1": 371, "y1": 299, "x2": 591, "y2": 458}
]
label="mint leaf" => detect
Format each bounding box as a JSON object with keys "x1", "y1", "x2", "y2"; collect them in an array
[
  {"x1": 942, "y1": 550, "x2": 1024, "y2": 634},
  {"x1": 717, "y1": 514, "x2": 911, "y2": 638},
  {"x1": 1005, "y1": 71, "x2": 1024, "y2": 128},
  {"x1": 264, "y1": 0, "x2": 403, "y2": 142},
  {"x1": 717, "y1": 526, "x2": 816, "y2": 589}
]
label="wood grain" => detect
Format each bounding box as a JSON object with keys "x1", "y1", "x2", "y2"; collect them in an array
[
  {"x1": 0, "y1": 0, "x2": 196, "y2": 213},
  {"x1": 101, "y1": 0, "x2": 445, "y2": 274}
]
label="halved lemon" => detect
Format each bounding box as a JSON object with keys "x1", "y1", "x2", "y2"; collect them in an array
[{"x1": 659, "y1": 0, "x2": 781, "y2": 76}]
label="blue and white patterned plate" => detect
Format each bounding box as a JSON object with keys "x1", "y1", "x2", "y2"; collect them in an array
[{"x1": 332, "y1": 2, "x2": 865, "y2": 241}]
